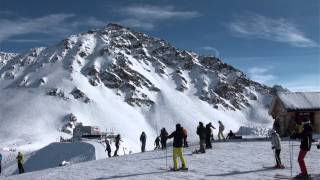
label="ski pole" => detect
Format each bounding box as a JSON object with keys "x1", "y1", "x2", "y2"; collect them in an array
[
  {"x1": 289, "y1": 140, "x2": 293, "y2": 177},
  {"x1": 165, "y1": 145, "x2": 168, "y2": 170}
]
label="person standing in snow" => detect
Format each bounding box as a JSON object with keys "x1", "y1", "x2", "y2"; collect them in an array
[
  {"x1": 160, "y1": 128, "x2": 168, "y2": 150},
  {"x1": 205, "y1": 123, "x2": 215, "y2": 149},
  {"x1": 270, "y1": 129, "x2": 284, "y2": 169},
  {"x1": 167, "y1": 124, "x2": 187, "y2": 171},
  {"x1": 105, "y1": 138, "x2": 112, "y2": 158},
  {"x1": 140, "y1": 132, "x2": 147, "y2": 152},
  {"x1": 16, "y1": 152, "x2": 25, "y2": 174},
  {"x1": 196, "y1": 122, "x2": 207, "y2": 153},
  {"x1": 291, "y1": 119, "x2": 313, "y2": 178},
  {"x1": 154, "y1": 136, "x2": 161, "y2": 150},
  {"x1": 217, "y1": 121, "x2": 225, "y2": 141},
  {"x1": 182, "y1": 127, "x2": 188, "y2": 147},
  {"x1": 113, "y1": 134, "x2": 121, "y2": 157},
  {"x1": 0, "y1": 153, "x2": 2, "y2": 175}
]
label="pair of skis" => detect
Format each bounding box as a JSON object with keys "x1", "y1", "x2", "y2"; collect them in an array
[{"x1": 274, "y1": 173, "x2": 320, "y2": 179}]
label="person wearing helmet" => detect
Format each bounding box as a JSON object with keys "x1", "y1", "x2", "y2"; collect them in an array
[{"x1": 167, "y1": 124, "x2": 187, "y2": 171}]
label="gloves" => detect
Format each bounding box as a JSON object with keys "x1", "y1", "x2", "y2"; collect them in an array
[
  {"x1": 272, "y1": 146, "x2": 275, "y2": 149},
  {"x1": 317, "y1": 144, "x2": 320, "y2": 149}
]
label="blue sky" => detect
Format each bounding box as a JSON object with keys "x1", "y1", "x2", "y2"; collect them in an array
[{"x1": 0, "y1": 0, "x2": 319, "y2": 91}]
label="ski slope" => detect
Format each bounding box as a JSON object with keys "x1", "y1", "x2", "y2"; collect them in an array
[{"x1": 1, "y1": 141, "x2": 319, "y2": 180}]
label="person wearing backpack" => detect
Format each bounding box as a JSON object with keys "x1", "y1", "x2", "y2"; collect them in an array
[
  {"x1": 218, "y1": 121, "x2": 225, "y2": 141},
  {"x1": 167, "y1": 124, "x2": 187, "y2": 171},
  {"x1": 290, "y1": 119, "x2": 313, "y2": 178}
]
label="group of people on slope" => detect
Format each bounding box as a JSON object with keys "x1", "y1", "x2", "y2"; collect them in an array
[
  {"x1": 140, "y1": 126, "x2": 189, "y2": 153},
  {"x1": 195, "y1": 121, "x2": 226, "y2": 153},
  {"x1": 104, "y1": 134, "x2": 122, "y2": 158},
  {"x1": 270, "y1": 118, "x2": 315, "y2": 179}
]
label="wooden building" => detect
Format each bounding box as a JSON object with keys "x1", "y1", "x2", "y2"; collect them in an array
[{"x1": 269, "y1": 92, "x2": 320, "y2": 136}]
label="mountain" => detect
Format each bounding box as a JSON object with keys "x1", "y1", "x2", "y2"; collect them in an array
[{"x1": 0, "y1": 23, "x2": 275, "y2": 152}]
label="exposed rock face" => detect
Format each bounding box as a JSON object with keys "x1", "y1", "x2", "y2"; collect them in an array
[{"x1": 0, "y1": 23, "x2": 273, "y2": 110}]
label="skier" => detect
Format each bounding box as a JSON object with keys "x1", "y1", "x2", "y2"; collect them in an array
[
  {"x1": 182, "y1": 127, "x2": 189, "y2": 147},
  {"x1": 270, "y1": 129, "x2": 284, "y2": 169},
  {"x1": 0, "y1": 153, "x2": 2, "y2": 175},
  {"x1": 217, "y1": 121, "x2": 225, "y2": 141},
  {"x1": 140, "y1": 131, "x2": 147, "y2": 152},
  {"x1": 105, "y1": 138, "x2": 112, "y2": 158},
  {"x1": 16, "y1": 152, "x2": 25, "y2": 174},
  {"x1": 226, "y1": 130, "x2": 235, "y2": 140},
  {"x1": 167, "y1": 123, "x2": 187, "y2": 171},
  {"x1": 205, "y1": 123, "x2": 215, "y2": 149},
  {"x1": 291, "y1": 119, "x2": 313, "y2": 178},
  {"x1": 154, "y1": 136, "x2": 161, "y2": 150},
  {"x1": 160, "y1": 128, "x2": 168, "y2": 149},
  {"x1": 196, "y1": 122, "x2": 207, "y2": 153},
  {"x1": 113, "y1": 134, "x2": 121, "y2": 157}
]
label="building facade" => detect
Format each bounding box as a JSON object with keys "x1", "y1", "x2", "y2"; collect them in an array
[{"x1": 269, "y1": 92, "x2": 320, "y2": 136}]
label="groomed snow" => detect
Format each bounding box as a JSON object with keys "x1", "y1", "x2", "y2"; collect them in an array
[{"x1": 1, "y1": 141, "x2": 319, "y2": 180}]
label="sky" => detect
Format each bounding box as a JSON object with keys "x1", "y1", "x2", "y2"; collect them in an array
[{"x1": 0, "y1": 0, "x2": 319, "y2": 91}]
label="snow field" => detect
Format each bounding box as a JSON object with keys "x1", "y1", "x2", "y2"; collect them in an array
[{"x1": 1, "y1": 141, "x2": 319, "y2": 180}]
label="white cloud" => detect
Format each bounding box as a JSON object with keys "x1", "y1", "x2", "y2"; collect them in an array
[
  {"x1": 0, "y1": 14, "x2": 105, "y2": 44},
  {"x1": 228, "y1": 13, "x2": 317, "y2": 47},
  {"x1": 119, "y1": 5, "x2": 200, "y2": 30},
  {"x1": 119, "y1": 19, "x2": 155, "y2": 30},
  {"x1": 280, "y1": 74, "x2": 320, "y2": 92},
  {"x1": 199, "y1": 46, "x2": 220, "y2": 57},
  {"x1": 248, "y1": 67, "x2": 276, "y2": 84},
  {"x1": 124, "y1": 5, "x2": 200, "y2": 20}
]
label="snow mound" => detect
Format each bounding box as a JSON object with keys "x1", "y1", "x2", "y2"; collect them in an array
[{"x1": 20, "y1": 141, "x2": 106, "y2": 173}]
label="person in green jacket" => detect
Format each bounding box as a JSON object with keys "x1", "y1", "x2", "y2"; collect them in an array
[{"x1": 16, "y1": 152, "x2": 25, "y2": 174}]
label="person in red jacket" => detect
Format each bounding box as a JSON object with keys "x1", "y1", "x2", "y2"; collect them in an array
[{"x1": 291, "y1": 119, "x2": 313, "y2": 178}]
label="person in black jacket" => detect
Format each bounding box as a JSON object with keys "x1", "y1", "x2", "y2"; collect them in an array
[
  {"x1": 291, "y1": 119, "x2": 313, "y2": 178},
  {"x1": 160, "y1": 128, "x2": 168, "y2": 149},
  {"x1": 105, "y1": 138, "x2": 112, "y2": 158},
  {"x1": 205, "y1": 123, "x2": 215, "y2": 149},
  {"x1": 167, "y1": 124, "x2": 187, "y2": 170},
  {"x1": 196, "y1": 122, "x2": 207, "y2": 153},
  {"x1": 154, "y1": 136, "x2": 161, "y2": 150},
  {"x1": 113, "y1": 134, "x2": 121, "y2": 157},
  {"x1": 140, "y1": 132, "x2": 147, "y2": 152}
]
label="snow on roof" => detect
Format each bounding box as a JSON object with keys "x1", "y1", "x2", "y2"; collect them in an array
[{"x1": 278, "y1": 92, "x2": 320, "y2": 111}]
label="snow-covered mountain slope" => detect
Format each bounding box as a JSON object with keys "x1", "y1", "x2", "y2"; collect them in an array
[
  {"x1": 2, "y1": 141, "x2": 320, "y2": 180},
  {"x1": 0, "y1": 23, "x2": 276, "y2": 152}
]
